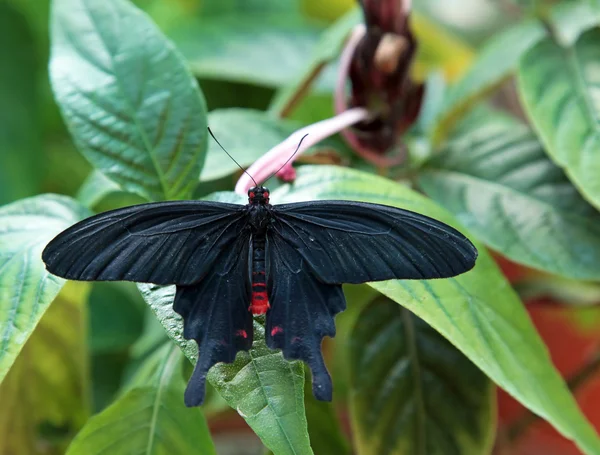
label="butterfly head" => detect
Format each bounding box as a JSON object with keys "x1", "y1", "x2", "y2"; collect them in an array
[{"x1": 248, "y1": 186, "x2": 270, "y2": 205}]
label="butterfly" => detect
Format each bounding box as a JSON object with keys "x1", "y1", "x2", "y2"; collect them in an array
[{"x1": 42, "y1": 184, "x2": 478, "y2": 406}]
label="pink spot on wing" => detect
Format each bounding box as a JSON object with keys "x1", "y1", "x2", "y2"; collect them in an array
[
  {"x1": 271, "y1": 326, "x2": 284, "y2": 336},
  {"x1": 236, "y1": 330, "x2": 248, "y2": 339}
]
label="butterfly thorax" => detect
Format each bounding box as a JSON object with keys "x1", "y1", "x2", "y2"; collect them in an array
[{"x1": 246, "y1": 187, "x2": 272, "y2": 234}]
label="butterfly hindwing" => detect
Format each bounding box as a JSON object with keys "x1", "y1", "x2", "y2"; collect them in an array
[
  {"x1": 42, "y1": 201, "x2": 246, "y2": 285},
  {"x1": 265, "y1": 233, "x2": 346, "y2": 401},
  {"x1": 174, "y1": 233, "x2": 253, "y2": 407},
  {"x1": 270, "y1": 200, "x2": 478, "y2": 284}
]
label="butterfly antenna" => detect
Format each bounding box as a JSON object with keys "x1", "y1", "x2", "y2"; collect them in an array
[
  {"x1": 207, "y1": 127, "x2": 258, "y2": 187},
  {"x1": 263, "y1": 134, "x2": 309, "y2": 184}
]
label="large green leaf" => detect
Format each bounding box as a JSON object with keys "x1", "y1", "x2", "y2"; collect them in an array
[
  {"x1": 549, "y1": 1, "x2": 600, "y2": 45},
  {"x1": 203, "y1": 108, "x2": 349, "y2": 182},
  {"x1": 420, "y1": 110, "x2": 600, "y2": 279},
  {"x1": 518, "y1": 28, "x2": 600, "y2": 209},
  {"x1": 137, "y1": 283, "x2": 313, "y2": 455},
  {"x1": 349, "y1": 297, "x2": 494, "y2": 455},
  {"x1": 168, "y1": 14, "x2": 325, "y2": 88},
  {"x1": 433, "y1": 19, "x2": 545, "y2": 141},
  {"x1": 0, "y1": 282, "x2": 90, "y2": 455},
  {"x1": 167, "y1": 0, "x2": 323, "y2": 88},
  {"x1": 50, "y1": 0, "x2": 208, "y2": 202},
  {"x1": 272, "y1": 165, "x2": 600, "y2": 455},
  {"x1": 0, "y1": 194, "x2": 89, "y2": 382},
  {"x1": 210, "y1": 320, "x2": 312, "y2": 455},
  {"x1": 76, "y1": 170, "x2": 121, "y2": 209},
  {"x1": 0, "y1": 3, "x2": 43, "y2": 204},
  {"x1": 67, "y1": 343, "x2": 216, "y2": 455},
  {"x1": 203, "y1": 109, "x2": 300, "y2": 181}
]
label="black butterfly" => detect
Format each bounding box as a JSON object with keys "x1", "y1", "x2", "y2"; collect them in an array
[{"x1": 42, "y1": 185, "x2": 477, "y2": 406}]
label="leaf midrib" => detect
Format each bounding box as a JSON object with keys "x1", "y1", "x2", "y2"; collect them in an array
[
  {"x1": 246, "y1": 349, "x2": 306, "y2": 455},
  {"x1": 145, "y1": 345, "x2": 179, "y2": 455},
  {"x1": 401, "y1": 308, "x2": 426, "y2": 455},
  {"x1": 565, "y1": 37, "x2": 600, "y2": 138}
]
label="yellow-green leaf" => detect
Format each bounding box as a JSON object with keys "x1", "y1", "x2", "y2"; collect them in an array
[
  {"x1": 0, "y1": 281, "x2": 90, "y2": 455},
  {"x1": 0, "y1": 194, "x2": 89, "y2": 381}
]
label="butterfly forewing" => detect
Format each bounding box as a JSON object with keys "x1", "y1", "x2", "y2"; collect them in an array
[
  {"x1": 42, "y1": 201, "x2": 246, "y2": 285},
  {"x1": 269, "y1": 200, "x2": 478, "y2": 284}
]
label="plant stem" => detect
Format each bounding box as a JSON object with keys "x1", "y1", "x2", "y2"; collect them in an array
[{"x1": 269, "y1": 63, "x2": 327, "y2": 119}]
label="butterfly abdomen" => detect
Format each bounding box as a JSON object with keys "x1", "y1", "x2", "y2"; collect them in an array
[{"x1": 250, "y1": 236, "x2": 269, "y2": 315}]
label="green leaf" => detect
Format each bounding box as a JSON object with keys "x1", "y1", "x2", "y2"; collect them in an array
[
  {"x1": 433, "y1": 19, "x2": 545, "y2": 141},
  {"x1": 0, "y1": 281, "x2": 90, "y2": 455},
  {"x1": 67, "y1": 344, "x2": 217, "y2": 455},
  {"x1": 548, "y1": 1, "x2": 600, "y2": 46},
  {"x1": 137, "y1": 284, "x2": 197, "y2": 361},
  {"x1": 420, "y1": 110, "x2": 600, "y2": 279},
  {"x1": 518, "y1": 28, "x2": 600, "y2": 210},
  {"x1": 203, "y1": 109, "x2": 300, "y2": 181},
  {"x1": 168, "y1": 13, "x2": 325, "y2": 88},
  {"x1": 76, "y1": 170, "x2": 122, "y2": 209},
  {"x1": 203, "y1": 108, "x2": 349, "y2": 182},
  {"x1": 210, "y1": 320, "x2": 312, "y2": 455},
  {"x1": 349, "y1": 297, "x2": 494, "y2": 455},
  {"x1": 199, "y1": 0, "x2": 301, "y2": 15},
  {"x1": 272, "y1": 165, "x2": 600, "y2": 455},
  {"x1": 50, "y1": 0, "x2": 208, "y2": 202},
  {"x1": 138, "y1": 283, "x2": 313, "y2": 455},
  {"x1": 0, "y1": 194, "x2": 89, "y2": 382},
  {"x1": 0, "y1": 3, "x2": 43, "y2": 204}
]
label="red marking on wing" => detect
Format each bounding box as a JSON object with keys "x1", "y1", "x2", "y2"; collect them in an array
[
  {"x1": 271, "y1": 326, "x2": 283, "y2": 336},
  {"x1": 236, "y1": 329, "x2": 248, "y2": 339},
  {"x1": 252, "y1": 283, "x2": 265, "y2": 287}
]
